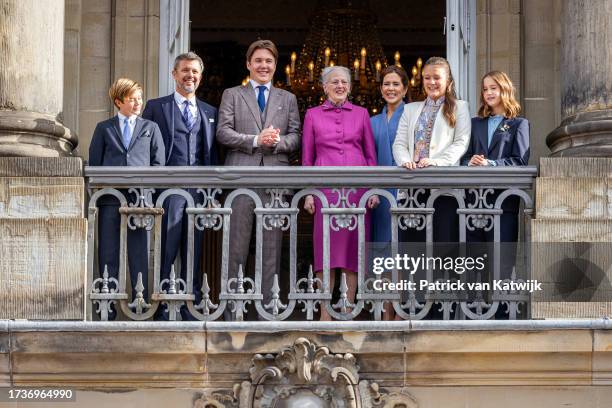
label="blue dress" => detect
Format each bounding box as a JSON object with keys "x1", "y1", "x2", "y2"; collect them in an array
[{"x1": 370, "y1": 103, "x2": 404, "y2": 243}]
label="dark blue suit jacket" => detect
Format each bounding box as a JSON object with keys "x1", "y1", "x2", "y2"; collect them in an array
[
  {"x1": 89, "y1": 116, "x2": 165, "y2": 167},
  {"x1": 142, "y1": 94, "x2": 218, "y2": 165},
  {"x1": 461, "y1": 116, "x2": 530, "y2": 166}
]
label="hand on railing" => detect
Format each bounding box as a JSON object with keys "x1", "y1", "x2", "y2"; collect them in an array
[
  {"x1": 304, "y1": 195, "x2": 315, "y2": 214},
  {"x1": 366, "y1": 195, "x2": 379, "y2": 209}
]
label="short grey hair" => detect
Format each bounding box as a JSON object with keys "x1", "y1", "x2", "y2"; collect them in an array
[
  {"x1": 320, "y1": 66, "x2": 351, "y2": 88},
  {"x1": 173, "y1": 52, "x2": 204, "y2": 72}
]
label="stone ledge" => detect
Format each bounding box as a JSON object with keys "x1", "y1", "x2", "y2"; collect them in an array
[
  {"x1": 0, "y1": 321, "x2": 610, "y2": 388},
  {"x1": 0, "y1": 157, "x2": 82, "y2": 177},
  {"x1": 540, "y1": 157, "x2": 612, "y2": 178}
]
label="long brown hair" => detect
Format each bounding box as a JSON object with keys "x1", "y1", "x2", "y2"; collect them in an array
[
  {"x1": 423, "y1": 57, "x2": 457, "y2": 128},
  {"x1": 478, "y1": 71, "x2": 521, "y2": 118}
]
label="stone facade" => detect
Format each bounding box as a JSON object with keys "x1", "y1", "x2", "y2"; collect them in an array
[
  {"x1": 1, "y1": 321, "x2": 612, "y2": 407},
  {"x1": 0, "y1": 158, "x2": 85, "y2": 320}
]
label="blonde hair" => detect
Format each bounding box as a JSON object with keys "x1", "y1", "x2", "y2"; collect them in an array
[
  {"x1": 109, "y1": 78, "x2": 142, "y2": 109},
  {"x1": 478, "y1": 71, "x2": 521, "y2": 118},
  {"x1": 423, "y1": 57, "x2": 457, "y2": 128}
]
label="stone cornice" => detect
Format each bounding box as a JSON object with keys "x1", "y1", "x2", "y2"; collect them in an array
[{"x1": 1, "y1": 320, "x2": 611, "y2": 388}]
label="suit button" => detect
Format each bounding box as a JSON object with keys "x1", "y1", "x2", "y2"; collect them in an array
[
  {"x1": 339, "y1": 150, "x2": 344, "y2": 154},
  {"x1": 335, "y1": 109, "x2": 341, "y2": 113},
  {"x1": 126, "y1": 154, "x2": 130, "y2": 157},
  {"x1": 336, "y1": 129, "x2": 341, "y2": 133},
  {"x1": 335, "y1": 119, "x2": 341, "y2": 124}
]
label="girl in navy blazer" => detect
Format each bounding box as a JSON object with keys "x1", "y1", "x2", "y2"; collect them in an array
[
  {"x1": 461, "y1": 71, "x2": 529, "y2": 167},
  {"x1": 462, "y1": 71, "x2": 530, "y2": 299}
]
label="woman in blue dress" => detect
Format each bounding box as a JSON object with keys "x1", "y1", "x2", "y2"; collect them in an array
[{"x1": 370, "y1": 65, "x2": 409, "y2": 243}]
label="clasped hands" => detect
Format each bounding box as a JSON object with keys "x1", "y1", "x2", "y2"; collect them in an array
[
  {"x1": 303, "y1": 194, "x2": 379, "y2": 215},
  {"x1": 257, "y1": 125, "x2": 281, "y2": 147},
  {"x1": 402, "y1": 158, "x2": 435, "y2": 169},
  {"x1": 467, "y1": 154, "x2": 490, "y2": 166}
]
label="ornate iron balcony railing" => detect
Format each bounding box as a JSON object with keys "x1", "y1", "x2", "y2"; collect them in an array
[{"x1": 85, "y1": 166, "x2": 537, "y2": 322}]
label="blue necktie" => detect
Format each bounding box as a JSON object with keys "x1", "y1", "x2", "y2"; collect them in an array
[
  {"x1": 122, "y1": 118, "x2": 131, "y2": 149},
  {"x1": 182, "y1": 100, "x2": 194, "y2": 131},
  {"x1": 257, "y1": 85, "x2": 267, "y2": 112}
]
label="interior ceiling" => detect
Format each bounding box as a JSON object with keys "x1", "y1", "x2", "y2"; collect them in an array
[{"x1": 190, "y1": 0, "x2": 446, "y2": 55}]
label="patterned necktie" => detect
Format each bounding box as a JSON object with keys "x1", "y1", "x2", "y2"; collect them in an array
[
  {"x1": 122, "y1": 118, "x2": 132, "y2": 149},
  {"x1": 257, "y1": 85, "x2": 267, "y2": 112},
  {"x1": 182, "y1": 100, "x2": 194, "y2": 131}
]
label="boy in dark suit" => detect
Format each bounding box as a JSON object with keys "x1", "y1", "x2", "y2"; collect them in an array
[{"x1": 89, "y1": 78, "x2": 165, "y2": 318}]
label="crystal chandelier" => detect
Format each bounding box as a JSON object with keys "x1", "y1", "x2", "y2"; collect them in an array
[{"x1": 278, "y1": 0, "x2": 391, "y2": 114}]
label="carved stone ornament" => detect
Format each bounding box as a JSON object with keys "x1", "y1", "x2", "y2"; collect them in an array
[{"x1": 194, "y1": 337, "x2": 418, "y2": 408}]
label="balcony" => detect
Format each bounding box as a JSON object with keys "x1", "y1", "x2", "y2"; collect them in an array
[
  {"x1": 85, "y1": 165, "x2": 538, "y2": 322},
  {"x1": 4, "y1": 159, "x2": 612, "y2": 400}
]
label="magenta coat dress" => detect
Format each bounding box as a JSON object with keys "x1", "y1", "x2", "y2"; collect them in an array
[{"x1": 302, "y1": 100, "x2": 377, "y2": 273}]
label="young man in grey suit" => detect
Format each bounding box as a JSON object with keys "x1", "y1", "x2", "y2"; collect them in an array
[
  {"x1": 89, "y1": 78, "x2": 165, "y2": 319},
  {"x1": 217, "y1": 39, "x2": 301, "y2": 318}
]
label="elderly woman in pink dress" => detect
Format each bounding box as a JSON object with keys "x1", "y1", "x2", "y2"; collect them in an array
[{"x1": 302, "y1": 66, "x2": 379, "y2": 320}]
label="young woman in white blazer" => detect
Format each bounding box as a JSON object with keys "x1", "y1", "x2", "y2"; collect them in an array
[{"x1": 392, "y1": 57, "x2": 471, "y2": 245}]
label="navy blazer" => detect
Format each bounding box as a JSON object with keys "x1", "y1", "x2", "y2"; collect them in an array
[
  {"x1": 89, "y1": 116, "x2": 165, "y2": 167},
  {"x1": 142, "y1": 94, "x2": 218, "y2": 165},
  {"x1": 461, "y1": 116, "x2": 530, "y2": 166}
]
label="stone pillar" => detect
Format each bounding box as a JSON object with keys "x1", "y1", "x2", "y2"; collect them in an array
[
  {"x1": 546, "y1": 0, "x2": 612, "y2": 156},
  {"x1": 0, "y1": 0, "x2": 77, "y2": 156}
]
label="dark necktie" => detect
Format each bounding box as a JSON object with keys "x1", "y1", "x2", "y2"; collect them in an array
[
  {"x1": 182, "y1": 100, "x2": 195, "y2": 131},
  {"x1": 257, "y1": 85, "x2": 267, "y2": 112}
]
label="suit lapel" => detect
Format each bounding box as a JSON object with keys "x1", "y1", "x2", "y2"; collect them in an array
[
  {"x1": 488, "y1": 118, "x2": 508, "y2": 153},
  {"x1": 196, "y1": 100, "x2": 211, "y2": 153},
  {"x1": 111, "y1": 116, "x2": 127, "y2": 152},
  {"x1": 263, "y1": 87, "x2": 281, "y2": 128},
  {"x1": 161, "y1": 96, "x2": 174, "y2": 142},
  {"x1": 477, "y1": 118, "x2": 488, "y2": 154},
  {"x1": 127, "y1": 117, "x2": 145, "y2": 151},
  {"x1": 239, "y1": 85, "x2": 263, "y2": 130}
]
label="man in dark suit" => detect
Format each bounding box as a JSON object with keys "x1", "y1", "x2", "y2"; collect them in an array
[
  {"x1": 216, "y1": 40, "x2": 301, "y2": 319},
  {"x1": 89, "y1": 78, "x2": 165, "y2": 318},
  {"x1": 142, "y1": 52, "x2": 217, "y2": 319}
]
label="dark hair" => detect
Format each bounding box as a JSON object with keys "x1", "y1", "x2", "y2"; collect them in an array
[
  {"x1": 380, "y1": 65, "x2": 409, "y2": 88},
  {"x1": 246, "y1": 39, "x2": 279, "y2": 63},
  {"x1": 423, "y1": 57, "x2": 457, "y2": 128},
  {"x1": 173, "y1": 52, "x2": 204, "y2": 72}
]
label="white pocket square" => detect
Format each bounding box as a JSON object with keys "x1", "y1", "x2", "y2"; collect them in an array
[{"x1": 209, "y1": 118, "x2": 215, "y2": 123}]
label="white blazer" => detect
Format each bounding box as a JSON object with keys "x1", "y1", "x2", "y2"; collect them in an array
[{"x1": 392, "y1": 99, "x2": 471, "y2": 166}]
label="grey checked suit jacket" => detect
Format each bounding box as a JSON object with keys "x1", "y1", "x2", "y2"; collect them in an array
[{"x1": 216, "y1": 85, "x2": 301, "y2": 165}]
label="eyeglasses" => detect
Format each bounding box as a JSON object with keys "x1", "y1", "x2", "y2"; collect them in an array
[{"x1": 328, "y1": 80, "x2": 349, "y2": 86}]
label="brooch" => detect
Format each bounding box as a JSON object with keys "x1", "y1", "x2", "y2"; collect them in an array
[{"x1": 499, "y1": 123, "x2": 510, "y2": 132}]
